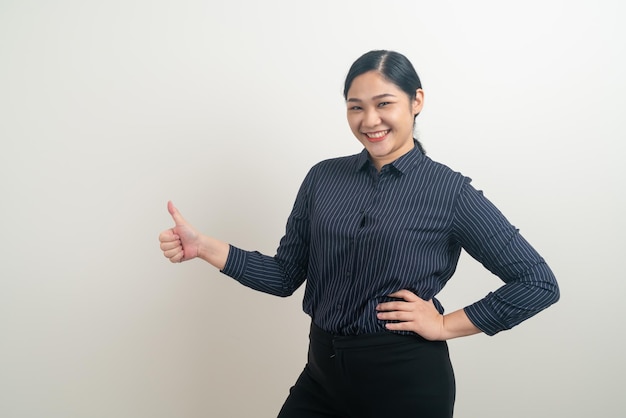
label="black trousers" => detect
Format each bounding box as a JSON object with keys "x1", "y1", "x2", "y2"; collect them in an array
[{"x1": 278, "y1": 323, "x2": 455, "y2": 418}]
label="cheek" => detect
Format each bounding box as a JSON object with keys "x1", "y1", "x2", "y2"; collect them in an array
[
  {"x1": 392, "y1": 112, "x2": 413, "y2": 131},
  {"x1": 347, "y1": 115, "x2": 360, "y2": 132}
]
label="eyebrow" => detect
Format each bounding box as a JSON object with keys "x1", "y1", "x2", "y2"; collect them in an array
[{"x1": 346, "y1": 93, "x2": 398, "y2": 103}]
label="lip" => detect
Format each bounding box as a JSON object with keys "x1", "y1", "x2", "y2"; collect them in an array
[{"x1": 363, "y1": 130, "x2": 390, "y2": 143}]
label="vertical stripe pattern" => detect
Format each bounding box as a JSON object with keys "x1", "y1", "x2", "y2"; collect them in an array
[{"x1": 221, "y1": 145, "x2": 559, "y2": 336}]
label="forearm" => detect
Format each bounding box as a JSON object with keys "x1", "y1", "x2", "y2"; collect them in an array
[
  {"x1": 442, "y1": 309, "x2": 482, "y2": 340},
  {"x1": 220, "y1": 246, "x2": 307, "y2": 297},
  {"x1": 197, "y1": 234, "x2": 230, "y2": 270},
  {"x1": 463, "y1": 261, "x2": 560, "y2": 336}
]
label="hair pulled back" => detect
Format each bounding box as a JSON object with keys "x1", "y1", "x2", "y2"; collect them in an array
[{"x1": 343, "y1": 50, "x2": 425, "y2": 154}]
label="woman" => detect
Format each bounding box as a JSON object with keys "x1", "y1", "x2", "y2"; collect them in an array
[{"x1": 159, "y1": 50, "x2": 559, "y2": 417}]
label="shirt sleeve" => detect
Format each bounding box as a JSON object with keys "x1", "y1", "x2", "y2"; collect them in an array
[
  {"x1": 452, "y1": 180, "x2": 560, "y2": 336},
  {"x1": 220, "y1": 169, "x2": 313, "y2": 297}
]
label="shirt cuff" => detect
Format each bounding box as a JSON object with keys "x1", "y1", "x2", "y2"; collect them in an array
[
  {"x1": 464, "y1": 293, "x2": 511, "y2": 336},
  {"x1": 220, "y1": 245, "x2": 248, "y2": 279}
]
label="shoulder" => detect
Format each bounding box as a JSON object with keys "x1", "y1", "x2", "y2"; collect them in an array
[
  {"x1": 312, "y1": 153, "x2": 361, "y2": 170},
  {"x1": 413, "y1": 154, "x2": 471, "y2": 191},
  {"x1": 306, "y1": 152, "x2": 362, "y2": 179}
]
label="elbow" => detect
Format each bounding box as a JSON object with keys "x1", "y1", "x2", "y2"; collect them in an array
[
  {"x1": 531, "y1": 261, "x2": 560, "y2": 308},
  {"x1": 547, "y1": 280, "x2": 560, "y2": 306},
  {"x1": 277, "y1": 263, "x2": 307, "y2": 298},
  {"x1": 277, "y1": 287, "x2": 297, "y2": 298},
  {"x1": 535, "y1": 271, "x2": 560, "y2": 310},
  {"x1": 545, "y1": 266, "x2": 560, "y2": 306}
]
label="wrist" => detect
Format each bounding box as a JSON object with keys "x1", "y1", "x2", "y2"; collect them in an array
[
  {"x1": 197, "y1": 235, "x2": 229, "y2": 270},
  {"x1": 441, "y1": 309, "x2": 482, "y2": 340}
]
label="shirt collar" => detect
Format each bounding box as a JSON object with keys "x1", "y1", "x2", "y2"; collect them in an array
[{"x1": 355, "y1": 140, "x2": 425, "y2": 175}]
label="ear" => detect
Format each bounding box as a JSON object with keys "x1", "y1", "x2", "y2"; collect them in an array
[{"x1": 412, "y1": 89, "x2": 424, "y2": 116}]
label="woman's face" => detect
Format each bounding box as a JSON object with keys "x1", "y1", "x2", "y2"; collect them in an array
[{"x1": 346, "y1": 71, "x2": 423, "y2": 170}]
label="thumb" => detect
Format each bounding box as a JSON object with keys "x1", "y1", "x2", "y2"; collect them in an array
[{"x1": 167, "y1": 200, "x2": 187, "y2": 226}]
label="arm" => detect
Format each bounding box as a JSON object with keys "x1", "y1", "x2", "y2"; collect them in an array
[
  {"x1": 377, "y1": 180, "x2": 559, "y2": 340},
  {"x1": 222, "y1": 170, "x2": 312, "y2": 296},
  {"x1": 158, "y1": 201, "x2": 306, "y2": 296},
  {"x1": 159, "y1": 166, "x2": 313, "y2": 296},
  {"x1": 452, "y1": 182, "x2": 560, "y2": 335}
]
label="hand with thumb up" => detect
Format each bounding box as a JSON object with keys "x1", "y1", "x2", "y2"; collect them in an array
[{"x1": 158, "y1": 201, "x2": 229, "y2": 269}]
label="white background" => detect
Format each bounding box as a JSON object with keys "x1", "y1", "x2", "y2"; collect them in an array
[{"x1": 1, "y1": 1, "x2": 624, "y2": 417}]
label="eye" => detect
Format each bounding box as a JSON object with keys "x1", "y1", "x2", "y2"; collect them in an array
[
  {"x1": 378, "y1": 102, "x2": 391, "y2": 107},
  {"x1": 348, "y1": 105, "x2": 362, "y2": 111}
]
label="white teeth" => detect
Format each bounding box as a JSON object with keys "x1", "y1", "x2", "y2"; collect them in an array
[{"x1": 365, "y1": 130, "x2": 389, "y2": 138}]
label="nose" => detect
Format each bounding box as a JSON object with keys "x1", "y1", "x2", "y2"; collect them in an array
[{"x1": 363, "y1": 108, "x2": 381, "y2": 128}]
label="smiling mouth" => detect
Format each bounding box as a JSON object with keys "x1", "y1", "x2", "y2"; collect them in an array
[{"x1": 364, "y1": 130, "x2": 390, "y2": 141}]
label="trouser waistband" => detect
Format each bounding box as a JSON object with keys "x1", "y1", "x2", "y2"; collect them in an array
[{"x1": 309, "y1": 320, "x2": 427, "y2": 350}]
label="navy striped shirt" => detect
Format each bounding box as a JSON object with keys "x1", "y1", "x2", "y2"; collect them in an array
[{"x1": 222, "y1": 145, "x2": 559, "y2": 336}]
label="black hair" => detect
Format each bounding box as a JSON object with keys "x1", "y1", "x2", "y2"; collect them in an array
[{"x1": 343, "y1": 50, "x2": 425, "y2": 154}]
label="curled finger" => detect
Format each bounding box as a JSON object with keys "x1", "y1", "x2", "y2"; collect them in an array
[{"x1": 160, "y1": 240, "x2": 181, "y2": 251}]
